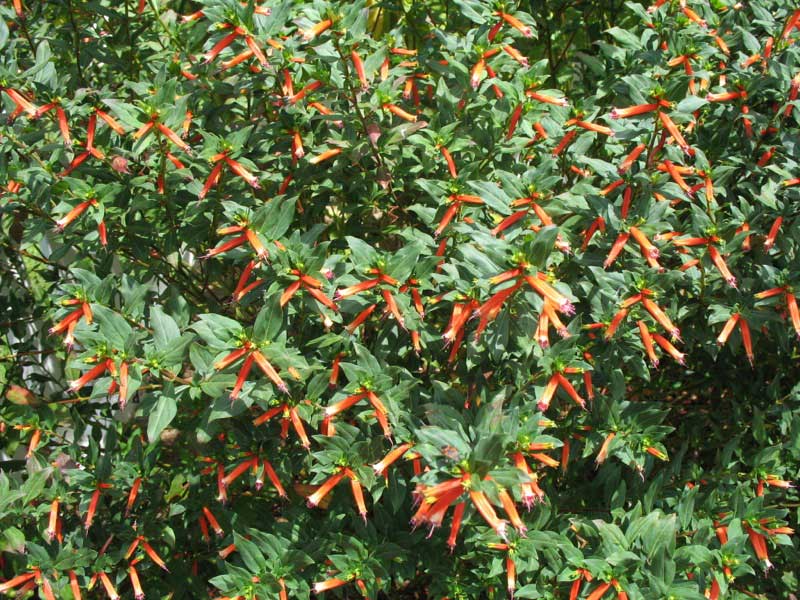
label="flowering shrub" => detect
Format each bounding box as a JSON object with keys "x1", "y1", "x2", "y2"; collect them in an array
[{"x1": 2, "y1": 0, "x2": 800, "y2": 598}]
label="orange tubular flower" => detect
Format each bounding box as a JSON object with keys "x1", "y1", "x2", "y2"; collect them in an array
[
  {"x1": 439, "y1": 145, "x2": 458, "y2": 178},
  {"x1": 658, "y1": 112, "x2": 690, "y2": 152},
  {"x1": 652, "y1": 333, "x2": 685, "y2": 365},
  {"x1": 523, "y1": 275, "x2": 575, "y2": 315},
  {"x1": 716, "y1": 313, "x2": 740, "y2": 346},
  {"x1": 610, "y1": 103, "x2": 659, "y2": 119},
  {"x1": 55, "y1": 198, "x2": 97, "y2": 230},
  {"x1": 575, "y1": 120, "x2": 614, "y2": 136},
  {"x1": 313, "y1": 578, "x2": 349, "y2": 593},
  {"x1": 641, "y1": 297, "x2": 680, "y2": 339},
  {"x1": 309, "y1": 147, "x2": 342, "y2": 165},
  {"x1": 302, "y1": 18, "x2": 333, "y2": 41},
  {"x1": 526, "y1": 90, "x2": 569, "y2": 107},
  {"x1": 99, "y1": 572, "x2": 120, "y2": 600},
  {"x1": 537, "y1": 373, "x2": 559, "y2": 412},
  {"x1": 372, "y1": 442, "x2": 413, "y2": 475},
  {"x1": 706, "y1": 90, "x2": 745, "y2": 103},
  {"x1": 0, "y1": 572, "x2": 37, "y2": 594},
  {"x1": 307, "y1": 470, "x2": 346, "y2": 507},
  {"x1": 587, "y1": 581, "x2": 612, "y2": 600},
  {"x1": 3, "y1": 88, "x2": 38, "y2": 116},
  {"x1": 596, "y1": 432, "x2": 616, "y2": 465},
  {"x1": 25, "y1": 428, "x2": 41, "y2": 458},
  {"x1": 707, "y1": 245, "x2": 737, "y2": 288},
  {"x1": 604, "y1": 232, "x2": 630, "y2": 269},
  {"x1": 69, "y1": 571, "x2": 82, "y2": 600},
  {"x1": 251, "y1": 350, "x2": 288, "y2": 393},
  {"x1": 629, "y1": 226, "x2": 659, "y2": 258},
  {"x1": 497, "y1": 11, "x2": 533, "y2": 37},
  {"x1": 129, "y1": 565, "x2": 144, "y2": 600},
  {"x1": 503, "y1": 45, "x2": 528, "y2": 66},
  {"x1": 681, "y1": 6, "x2": 706, "y2": 27},
  {"x1": 344, "y1": 468, "x2": 368, "y2": 520},
  {"x1": 636, "y1": 320, "x2": 658, "y2": 367},
  {"x1": 46, "y1": 499, "x2": 59, "y2": 541},
  {"x1": 384, "y1": 102, "x2": 417, "y2": 122},
  {"x1": 346, "y1": 303, "x2": 378, "y2": 334},
  {"x1": 497, "y1": 487, "x2": 526, "y2": 534},
  {"x1": 469, "y1": 489, "x2": 508, "y2": 539}
]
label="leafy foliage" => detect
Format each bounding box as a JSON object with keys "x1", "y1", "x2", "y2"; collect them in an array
[{"x1": 1, "y1": 0, "x2": 799, "y2": 598}]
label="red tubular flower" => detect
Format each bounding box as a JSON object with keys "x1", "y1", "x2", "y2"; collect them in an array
[
  {"x1": 202, "y1": 506, "x2": 223, "y2": 535},
  {"x1": 629, "y1": 227, "x2": 659, "y2": 258},
  {"x1": 745, "y1": 524, "x2": 772, "y2": 569},
  {"x1": 68, "y1": 359, "x2": 112, "y2": 393},
  {"x1": 618, "y1": 143, "x2": 646, "y2": 173},
  {"x1": 738, "y1": 316, "x2": 754, "y2": 365},
  {"x1": 764, "y1": 216, "x2": 782, "y2": 251},
  {"x1": 552, "y1": 130, "x2": 577, "y2": 156},
  {"x1": 786, "y1": 292, "x2": 800, "y2": 338},
  {"x1": 125, "y1": 477, "x2": 142, "y2": 516},
  {"x1": 604, "y1": 308, "x2": 628, "y2": 340},
  {"x1": 346, "y1": 303, "x2": 377, "y2": 334},
  {"x1": 351, "y1": 49, "x2": 368, "y2": 89}
]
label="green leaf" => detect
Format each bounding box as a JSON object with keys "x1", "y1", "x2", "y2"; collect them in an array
[
  {"x1": 252, "y1": 196, "x2": 295, "y2": 239},
  {"x1": 675, "y1": 96, "x2": 708, "y2": 114},
  {"x1": 147, "y1": 392, "x2": 178, "y2": 443},
  {"x1": 526, "y1": 226, "x2": 559, "y2": 267},
  {"x1": 91, "y1": 305, "x2": 132, "y2": 349},
  {"x1": 606, "y1": 26, "x2": 641, "y2": 49},
  {"x1": 150, "y1": 306, "x2": 181, "y2": 351},
  {"x1": 233, "y1": 532, "x2": 268, "y2": 573}
]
